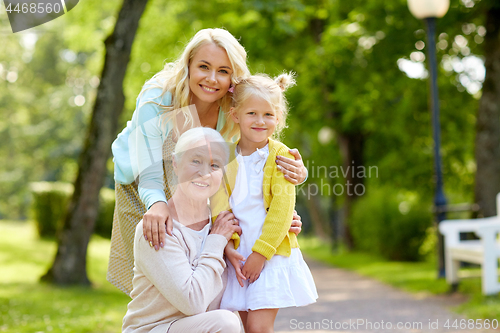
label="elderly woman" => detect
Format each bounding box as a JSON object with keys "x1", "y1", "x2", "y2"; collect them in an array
[{"x1": 122, "y1": 127, "x2": 242, "y2": 333}]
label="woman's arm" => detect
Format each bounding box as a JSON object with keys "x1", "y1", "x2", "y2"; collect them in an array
[
  {"x1": 130, "y1": 85, "x2": 174, "y2": 246},
  {"x1": 132, "y1": 86, "x2": 172, "y2": 208}
]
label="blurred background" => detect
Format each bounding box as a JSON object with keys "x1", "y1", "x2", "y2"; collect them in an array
[{"x1": 1, "y1": 0, "x2": 499, "y2": 331}]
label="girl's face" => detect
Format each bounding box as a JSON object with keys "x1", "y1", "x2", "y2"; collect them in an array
[
  {"x1": 231, "y1": 95, "x2": 277, "y2": 145},
  {"x1": 189, "y1": 43, "x2": 233, "y2": 106}
]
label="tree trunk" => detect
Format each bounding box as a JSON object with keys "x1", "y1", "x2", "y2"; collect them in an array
[
  {"x1": 303, "y1": 193, "x2": 330, "y2": 242},
  {"x1": 338, "y1": 132, "x2": 365, "y2": 249},
  {"x1": 474, "y1": 5, "x2": 500, "y2": 218},
  {"x1": 42, "y1": 0, "x2": 150, "y2": 285}
]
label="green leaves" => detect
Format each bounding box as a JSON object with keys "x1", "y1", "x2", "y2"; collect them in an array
[{"x1": 0, "y1": 0, "x2": 484, "y2": 235}]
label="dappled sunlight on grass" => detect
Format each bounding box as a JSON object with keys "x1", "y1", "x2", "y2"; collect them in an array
[
  {"x1": 0, "y1": 221, "x2": 56, "y2": 284},
  {"x1": 0, "y1": 220, "x2": 129, "y2": 332},
  {"x1": 299, "y1": 235, "x2": 500, "y2": 321}
]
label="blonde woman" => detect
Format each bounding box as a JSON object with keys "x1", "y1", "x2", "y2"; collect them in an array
[{"x1": 108, "y1": 28, "x2": 307, "y2": 295}]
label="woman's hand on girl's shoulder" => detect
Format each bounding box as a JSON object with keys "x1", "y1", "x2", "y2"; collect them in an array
[
  {"x1": 275, "y1": 148, "x2": 307, "y2": 185},
  {"x1": 143, "y1": 201, "x2": 172, "y2": 251}
]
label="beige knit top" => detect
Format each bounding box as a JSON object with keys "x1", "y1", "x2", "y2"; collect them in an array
[{"x1": 122, "y1": 220, "x2": 228, "y2": 332}]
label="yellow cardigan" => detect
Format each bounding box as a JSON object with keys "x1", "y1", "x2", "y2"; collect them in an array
[{"x1": 210, "y1": 138, "x2": 299, "y2": 260}]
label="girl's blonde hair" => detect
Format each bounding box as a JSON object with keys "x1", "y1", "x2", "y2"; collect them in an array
[
  {"x1": 144, "y1": 28, "x2": 250, "y2": 140},
  {"x1": 231, "y1": 72, "x2": 296, "y2": 140}
]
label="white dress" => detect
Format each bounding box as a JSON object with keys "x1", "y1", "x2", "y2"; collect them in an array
[{"x1": 220, "y1": 145, "x2": 318, "y2": 311}]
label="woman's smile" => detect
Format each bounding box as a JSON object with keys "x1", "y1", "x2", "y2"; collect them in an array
[
  {"x1": 200, "y1": 84, "x2": 219, "y2": 93},
  {"x1": 192, "y1": 181, "x2": 210, "y2": 188}
]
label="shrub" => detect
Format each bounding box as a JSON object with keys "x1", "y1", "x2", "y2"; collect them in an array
[
  {"x1": 94, "y1": 187, "x2": 115, "y2": 239},
  {"x1": 349, "y1": 186, "x2": 432, "y2": 261},
  {"x1": 30, "y1": 182, "x2": 115, "y2": 239},
  {"x1": 30, "y1": 182, "x2": 73, "y2": 238}
]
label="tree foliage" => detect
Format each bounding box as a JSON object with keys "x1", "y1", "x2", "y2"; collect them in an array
[{"x1": 1, "y1": 0, "x2": 495, "y2": 259}]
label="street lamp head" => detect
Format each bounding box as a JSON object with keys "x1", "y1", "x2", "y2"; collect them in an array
[{"x1": 408, "y1": 0, "x2": 450, "y2": 19}]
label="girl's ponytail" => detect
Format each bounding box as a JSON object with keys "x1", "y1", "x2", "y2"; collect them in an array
[{"x1": 274, "y1": 72, "x2": 296, "y2": 92}]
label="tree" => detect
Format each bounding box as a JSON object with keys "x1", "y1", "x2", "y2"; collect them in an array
[
  {"x1": 42, "y1": 0, "x2": 150, "y2": 285},
  {"x1": 474, "y1": 2, "x2": 500, "y2": 217}
]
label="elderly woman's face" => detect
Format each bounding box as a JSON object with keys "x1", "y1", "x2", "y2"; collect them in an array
[{"x1": 174, "y1": 141, "x2": 226, "y2": 201}]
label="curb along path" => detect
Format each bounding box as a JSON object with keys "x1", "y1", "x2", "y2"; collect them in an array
[{"x1": 274, "y1": 257, "x2": 494, "y2": 333}]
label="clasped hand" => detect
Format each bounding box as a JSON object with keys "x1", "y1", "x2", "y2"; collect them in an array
[{"x1": 225, "y1": 243, "x2": 266, "y2": 287}]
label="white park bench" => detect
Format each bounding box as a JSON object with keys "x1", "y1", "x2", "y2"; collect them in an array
[{"x1": 439, "y1": 193, "x2": 500, "y2": 295}]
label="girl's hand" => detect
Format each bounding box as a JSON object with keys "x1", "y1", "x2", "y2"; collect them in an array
[
  {"x1": 242, "y1": 252, "x2": 266, "y2": 283},
  {"x1": 143, "y1": 201, "x2": 172, "y2": 251},
  {"x1": 224, "y1": 240, "x2": 246, "y2": 287},
  {"x1": 211, "y1": 211, "x2": 241, "y2": 241},
  {"x1": 276, "y1": 148, "x2": 307, "y2": 185},
  {"x1": 289, "y1": 210, "x2": 302, "y2": 236}
]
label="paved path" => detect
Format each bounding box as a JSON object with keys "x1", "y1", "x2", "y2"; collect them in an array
[{"x1": 274, "y1": 257, "x2": 495, "y2": 333}]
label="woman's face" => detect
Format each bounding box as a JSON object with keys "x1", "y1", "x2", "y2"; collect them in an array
[
  {"x1": 189, "y1": 43, "x2": 233, "y2": 106},
  {"x1": 173, "y1": 140, "x2": 226, "y2": 202}
]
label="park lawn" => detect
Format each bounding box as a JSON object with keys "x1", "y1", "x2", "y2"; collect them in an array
[
  {"x1": 299, "y1": 236, "x2": 500, "y2": 321},
  {"x1": 2, "y1": 221, "x2": 500, "y2": 332},
  {"x1": 0, "y1": 220, "x2": 129, "y2": 333}
]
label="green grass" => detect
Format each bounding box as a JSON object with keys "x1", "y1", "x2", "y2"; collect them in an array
[
  {"x1": 2, "y1": 221, "x2": 499, "y2": 332},
  {"x1": 299, "y1": 236, "x2": 500, "y2": 321},
  {"x1": 0, "y1": 220, "x2": 129, "y2": 333}
]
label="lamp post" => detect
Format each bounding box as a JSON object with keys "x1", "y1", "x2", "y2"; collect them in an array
[{"x1": 408, "y1": 0, "x2": 450, "y2": 278}]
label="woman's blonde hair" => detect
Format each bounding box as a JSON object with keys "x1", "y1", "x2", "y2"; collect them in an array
[
  {"x1": 144, "y1": 28, "x2": 250, "y2": 140},
  {"x1": 231, "y1": 72, "x2": 296, "y2": 140}
]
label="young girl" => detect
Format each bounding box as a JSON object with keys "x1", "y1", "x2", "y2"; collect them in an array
[{"x1": 212, "y1": 73, "x2": 318, "y2": 333}]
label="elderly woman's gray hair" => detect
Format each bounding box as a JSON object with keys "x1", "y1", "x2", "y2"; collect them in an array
[{"x1": 173, "y1": 127, "x2": 230, "y2": 165}]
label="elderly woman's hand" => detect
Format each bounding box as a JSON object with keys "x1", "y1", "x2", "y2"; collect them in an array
[{"x1": 211, "y1": 211, "x2": 241, "y2": 241}]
